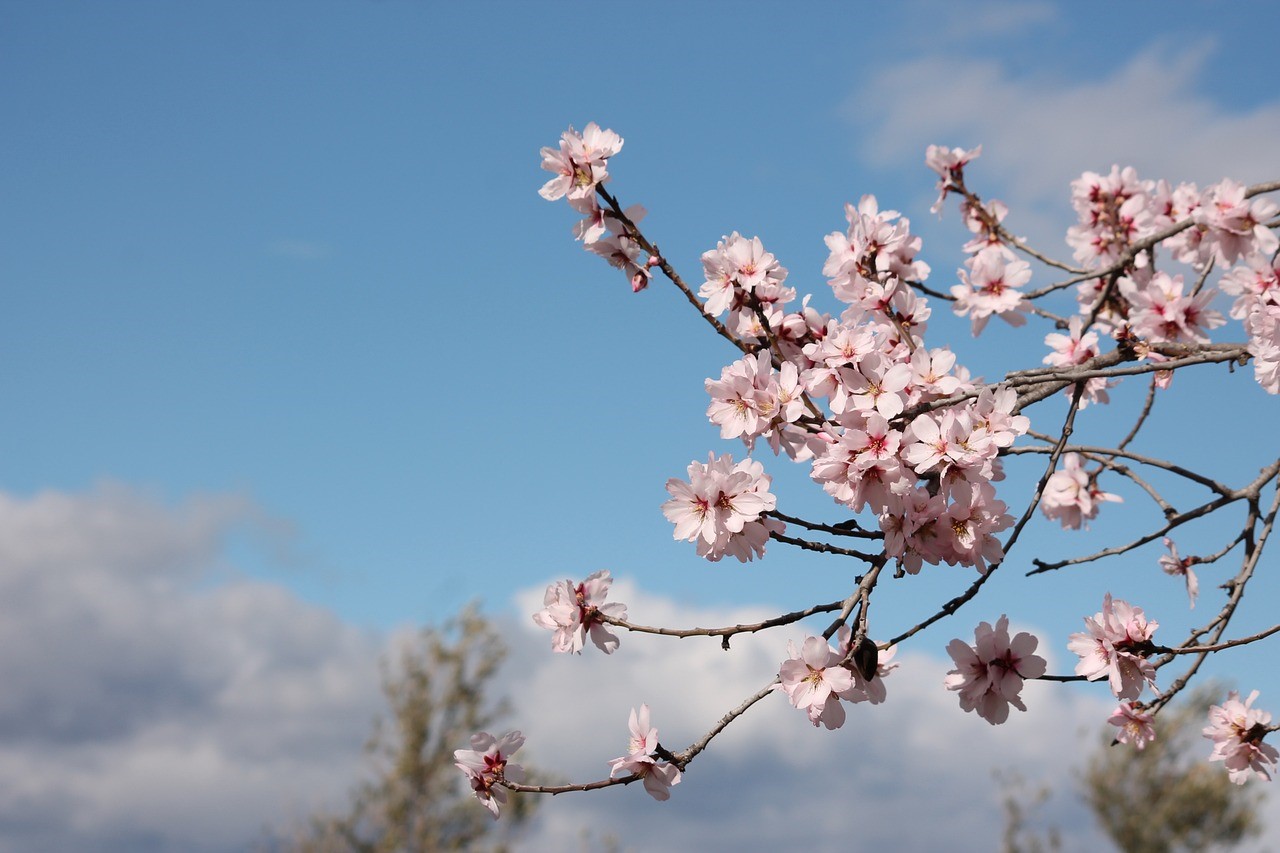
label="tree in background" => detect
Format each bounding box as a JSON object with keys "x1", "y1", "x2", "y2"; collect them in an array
[
  {"x1": 286, "y1": 606, "x2": 538, "y2": 852},
  {"x1": 1083, "y1": 686, "x2": 1263, "y2": 853},
  {"x1": 1001, "y1": 686, "x2": 1265, "y2": 853}
]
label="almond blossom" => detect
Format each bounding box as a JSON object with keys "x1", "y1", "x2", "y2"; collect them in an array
[
  {"x1": 538, "y1": 122, "x2": 623, "y2": 203},
  {"x1": 1042, "y1": 318, "x2": 1112, "y2": 407},
  {"x1": 777, "y1": 635, "x2": 855, "y2": 729},
  {"x1": 944, "y1": 615, "x2": 1046, "y2": 725},
  {"x1": 532, "y1": 569, "x2": 628, "y2": 654},
  {"x1": 925, "y1": 143, "x2": 981, "y2": 213},
  {"x1": 454, "y1": 731, "x2": 526, "y2": 819},
  {"x1": 951, "y1": 247, "x2": 1031, "y2": 335},
  {"x1": 1158, "y1": 537, "x2": 1198, "y2": 609},
  {"x1": 661, "y1": 453, "x2": 781, "y2": 562},
  {"x1": 1194, "y1": 179, "x2": 1280, "y2": 266},
  {"x1": 1109, "y1": 702, "x2": 1156, "y2": 750},
  {"x1": 607, "y1": 704, "x2": 683, "y2": 800},
  {"x1": 1118, "y1": 270, "x2": 1225, "y2": 344},
  {"x1": 1041, "y1": 452, "x2": 1122, "y2": 530},
  {"x1": 1065, "y1": 165, "x2": 1152, "y2": 267},
  {"x1": 1068, "y1": 594, "x2": 1159, "y2": 701},
  {"x1": 1204, "y1": 691, "x2": 1279, "y2": 784}
]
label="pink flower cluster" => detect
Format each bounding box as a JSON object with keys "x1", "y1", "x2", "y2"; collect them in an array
[
  {"x1": 1049, "y1": 167, "x2": 1278, "y2": 396},
  {"x1": 454, "y1": 731, "x2": 526, "y2": 819},
  {"x1": 607, "y1": 704, "x2": 682, "y2": 800},
  {"x1": 1117, "y1": 270, "x2": 1224, "y2": 345},
  {"x1": 687, "y1": 184, "x2": 1029, "y2": 574},
  {"x1": 952, "y1": 247, "x2": 1030, "y2": 336},
  {"x1": 1204, "y1": 690, "x2": 1279, "y2": 784},
  {"x1": 944, "y1": 615, "x2": 1046, "y2": 725},
  {"x1": 1221, "y1": 254, "x2": 1280, "y2": 394},
  {"x1": 705, "y1": 351, "x2": 805, "y2": 445},
  {"x1": 661, "y1": 453, "x2": 782, "y2": 562},
  {"x1": 539, "y1": 123, "x2": 654, "y2": 291},
  {"x1": 1041, "y1": 452, "x2": 1122, "y2": 530},
  {"x1": 533, "y1": 569, "x2": 627, "y2": 654},
  {"x1": 775, "y1": 628, "x2": 898, "y2": 729},
  {"x1": 1068, "y1": 594, "x2": 1159, "y2": 701},
  {"x1": 699, "y1": 232, "x2": 796, "y2": 337}
]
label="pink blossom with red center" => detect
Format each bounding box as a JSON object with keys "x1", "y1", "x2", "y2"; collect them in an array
[
  {"x1": 1204, "y1": 690, "x2": 1279, "y2": 784},
  {"x1": 1068, "y1": 593, "x2": 1159, "y2": 701},
  {"x1": 951, "y1": 247, "x2": 1031, "y2": 336},
  {"x1": 1109, "y1": 702, "x2": 1156, "y2": 750},
  {"x1": 925, "y1": 143, "x2": 982, "y2": 213},
  {"x1": 944, "y1": 615, "x2": 1046, "y2": 725},
  {"x1": 661, "y1": 453, "x2": 780, "y2": 562},
  {"x1": 454, "y1": 731, "x2": 526, "y2": 819},
  {"x1": 532, "y1": 569, "x2": 628, "y2": 654}
]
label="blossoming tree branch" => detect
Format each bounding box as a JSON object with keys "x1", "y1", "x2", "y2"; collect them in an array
[{"x1": 454, "y1": 123, "x2": 1280, "y2": 816}]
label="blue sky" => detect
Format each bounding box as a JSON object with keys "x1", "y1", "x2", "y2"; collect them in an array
[{"x1": 3, "y1": 1, "x2": 1280, "y2": 850}]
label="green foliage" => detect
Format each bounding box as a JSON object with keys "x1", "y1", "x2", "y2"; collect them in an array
[
  {"x1": 1082, "y1": 687, "x2": 1263, "y2": 853},
  {"x1": 285, "y1": 605, "x2": 537, "y2": 853},
  {"x1": 997, "y1": 769, "x2": 1062, "y2": 853}
]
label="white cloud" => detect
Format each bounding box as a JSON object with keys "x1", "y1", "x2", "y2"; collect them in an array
[
  {"x1": 507, "y1": 581, "x2": 1118, "y2": 851},
  {"x1": 920, "y1": 0, "x2": 1058, "y2": 41},
  {"x1": 267, "y1": 239, "x2": 332, "y2": 261},
  {"x1": 848, "y1": 43, "x2": 1280, "y2": 249},
  {"x1": 0, "y1": 486, "x2": 384, "y2": 852},
  {"x1": 2, "y1": 488, "x2": 1273, "y2": 851}
]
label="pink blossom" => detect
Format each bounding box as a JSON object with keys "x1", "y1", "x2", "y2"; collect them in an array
[
  {"x1": 705, "y1": 351, "x2": 801, "y2": 443},
  {"x1": 939, "y1": 479, "x2": 1012, "y2": 573},
  {"x1": 532, "y1": 569, "x2": 628, "y2": 654},
  {"x1": 454, "y1": 731, "x2": 526, "y2": 819},
  {"x1": 1041, "y1": 452, "x2": 1122, "y2": 530},
  {"x1": 777, "y1": 635, "x2": 855, "y2": 729},
  {"x1": 698, "y1": 232, "x2": 789, "y2": 317},
  {"x1": 1118, "y1": 270, "x2": 1224, "y2": 344},
  {"x1": 1065, "y1": 165, "x2": 1152, "y2": 267},
  {"x1": 944, "y1": 615, "x2": 1046, "y2": 725},
  {"x1": 1204, "y1": 691, "x2": 1279, "y2": 784},
  {"x1": 607, "y1": 704, "x2": 683, "y2": 800},
  {"x1": 880, "y1": 486, "x2": 948, "y2": 574},
  {"x1": 1195, "y1": 179, "x2": 1280, "y2": 266},
  {"x1": 960, "y1": 198, "x2": 1012, "y2": 256},
  {"x1": 908, "y1": 347, "x2": 967, "y2": 400},
  {"x1": 1158, "y1": 537, "x2": 1198, "y2": 609},
  {"x1": 823, "y1": 195, "x2": 929, "y2": 303},
  {"x1": 538, "y1": 122, "x2": 623, "y2": 203},
  {"x1": 662, "y1": 453, "x2": 780, "y2": 562},
  {"x1": 1109, "y1": 703, "x2": 1156, "y2": 750},
  {"x1": 586, "y1": 204, "x2": 651, "y2": 289},
  {"x1": 925, "y1": 144, "x2": 982, "y2": 213},
  {"x1": 1042, "y1": 318, "x2": 1112, "y2": 407},
  {"x1": 951, "y1": 247, "x2": 1031, "y2": 335},
  {"x1": 1067, "y1": 594, "x2": 1159, "y2": 701}
]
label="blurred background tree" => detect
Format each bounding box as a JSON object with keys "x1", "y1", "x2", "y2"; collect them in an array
[
  {"x1": 1001, "y1": 685, "x2": 1265, "y2": 853},
  {"x1": 284, "y1": 605, "x2": 538, "y2": 852},
  {"x1": 1082, "y1": 686, "x2": 1263, "y2": 853}
]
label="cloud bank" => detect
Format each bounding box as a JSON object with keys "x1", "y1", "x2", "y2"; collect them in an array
[
  {"x1": 849, "y1": 43, "x2": 1280, "y2": 248},
  {"x1": 0, "y1": 486, "x2": 1273, "y2": 851}
]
